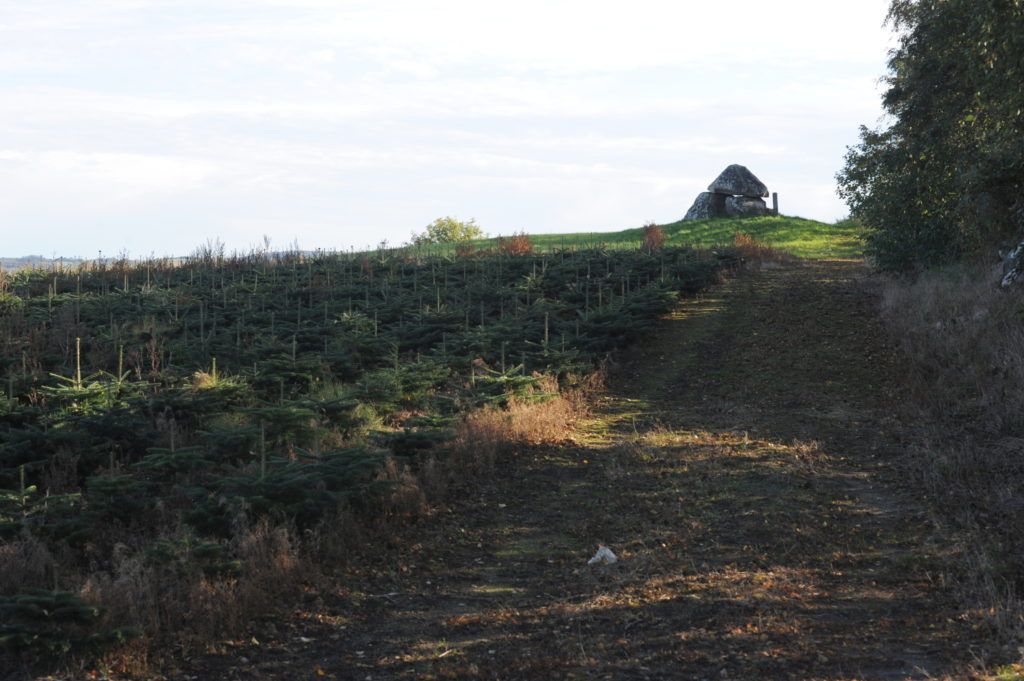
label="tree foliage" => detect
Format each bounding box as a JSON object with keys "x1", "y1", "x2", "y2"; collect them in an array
[
  {"x1": 412, "y1": 216, "x2": 485, "y2": 245},
  {"x1": 837, "y1": 0, "x2": 1024, "y2": 271}
]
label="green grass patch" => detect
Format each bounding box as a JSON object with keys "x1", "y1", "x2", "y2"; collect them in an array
[{"x1": 419, "y1": 216, "x2": 862, "y2": 260}]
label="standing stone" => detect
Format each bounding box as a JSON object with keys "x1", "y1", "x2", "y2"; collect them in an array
[
  {"x1": 708, "y1": 164, "x2": 769, "y2": 197},
  {"x1": 683, "y1": 192, "x2": 728, "y2": 220},
  {"x1": 725, "y1": 196, "x2": 769, "y2": 217}
]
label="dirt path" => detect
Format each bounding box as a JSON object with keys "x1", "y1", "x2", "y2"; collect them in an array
[{"x1": 182, "y1": 260, "x2": 977, "y2": 681}]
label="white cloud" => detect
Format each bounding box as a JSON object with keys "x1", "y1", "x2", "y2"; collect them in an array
[
  {"x1": 0, "y1": 150, "x2": 218, "y2": 204},
  {"x1": 160, "y1": 0, "x2": 892, "y2": 74}
]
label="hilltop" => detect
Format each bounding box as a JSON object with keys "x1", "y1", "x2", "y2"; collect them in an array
[
  {"x1": 0, "y1": 216, "x2": 861, "y2": 271},
  {"x1": 419, "y1": 215, "x2": 860, "y2": 261}
]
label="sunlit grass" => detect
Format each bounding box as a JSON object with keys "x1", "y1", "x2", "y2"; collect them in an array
[{"x1": 454, "y1": 215, "x2": 863, "y2": 259}]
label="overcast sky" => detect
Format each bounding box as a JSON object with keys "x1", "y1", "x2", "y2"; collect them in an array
[{"x1": 0, "y1": 0, "x2": 895, "y2": 258}]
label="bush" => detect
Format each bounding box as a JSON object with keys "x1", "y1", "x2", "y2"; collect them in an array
[
  {"x1": 497, "y1": 232, "x2": 533, "y2": 256},
  {"x1": 642, "y1": 223, "x2": 665, "y2": 252},
  {"x1": 0, "y1": 293, "x2": 23, "y2": 316},
  {"x1": 0, "y1": 588, "x2": 141, "y2": 660},
  {"x1": 411, "y1": 217, "x2": 484, "y2": 246}
]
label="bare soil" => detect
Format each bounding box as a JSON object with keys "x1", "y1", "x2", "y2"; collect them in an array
[{"x1": 172, "y1": 260, "x2": 980, "y2": 680}]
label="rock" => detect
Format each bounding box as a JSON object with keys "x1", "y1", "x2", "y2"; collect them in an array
[
  {"x1": 725, "y1": 195, "x2": 769, "y2": 218},
  {"x1": 683, "y1": 165, "x2": 773, "y2": 221},
  {"x1": 1001, "y1": 239, "x2": 1024, "y2": 287},
  {"x1": 587, "y1": 545, "x2": 618, "y2": 565},
  {"x1": 683, "y1": 192, "x2": 727, "y2": 220},
  {"x1": 708, "y1": 164, "x2": 769, "y2": 197}
]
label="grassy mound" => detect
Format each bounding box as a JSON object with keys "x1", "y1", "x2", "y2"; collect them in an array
[{"x1": 463, "y1": 216, "x2": 862, "y2": 260}]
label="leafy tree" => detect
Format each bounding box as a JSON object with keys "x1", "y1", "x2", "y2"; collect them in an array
[
  {"x1": 837, "y1": 0, "x2": 1024, "y2": 271},
  {"x1": 411, "y1": 216, "x2": 484, "y2": 245}
]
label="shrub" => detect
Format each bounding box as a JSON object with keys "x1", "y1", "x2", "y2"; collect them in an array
[
  {"x1": 641, "y1": 223, "x2": 665, "y2": 252},
  {"x1": 0, "y1": 293, "x2": 23, "y2": 316},
  {"x1": 497, "y1": 232, "x2": 533, "y2": 256},
  {"x1": 0, "y1": 588, "x2": 141, "y2": 660},
  {"x1": 411, "y1": 217, "x2": 484, "y2": 246}
]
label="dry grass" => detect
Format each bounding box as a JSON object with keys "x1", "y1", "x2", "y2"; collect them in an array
[
  {"x1": 731, "y1": 232, "x2": 795, "y2": 266},
  {"x1": 451, "y1": 379, "x2": 585, "y2": 471},
  {"x1": 789, "y1": 439, "x2": 826, "y2": 476},
  {"x1": 882, "y1": 264, "x2": 1024, "y2": 433},
  {"x1": 454, "y1": 242, "x2": 476, "y2": 259},
  {"x1": 0, "y1": 532, "x2": 56, "y2": 593},
  {"x1": 881, "y1": 263, "x2": 1024, "y2": 645},
  {"x1": 375, "y1": 457, "x2": 429, "y2": 519},
  {"x1": 79, "y1": 520, "x2": 307, "y2": 671}
]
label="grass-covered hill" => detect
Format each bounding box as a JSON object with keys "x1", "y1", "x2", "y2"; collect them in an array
[
  {"x1": 0, "y1": 215, "x2": 861, "y2": 268},
  {"x1": 470, "y1": 215, "x2": 862, "y2": 260},
  {"x1": 0, "y1": 231, "x2": 740, "y2": 669},
  {"x1": 0, "y1": 214, "x2": 861, "y2": 674}
]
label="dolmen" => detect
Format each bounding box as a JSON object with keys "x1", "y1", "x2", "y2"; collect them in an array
[{"x1": 684, "y1": 165, "x2": 773, "y2": 220}]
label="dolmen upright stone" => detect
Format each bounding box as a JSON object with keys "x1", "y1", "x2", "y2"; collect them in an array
[
  {"x1": 725, "y1": 196, "x2": 768, "y2": 218},
  {"x1": 683, "y1": 164, "x2": 773, "y2": 220},
  {"x1": 682, "y1": 192, "x2": 726, "y2": 221}
]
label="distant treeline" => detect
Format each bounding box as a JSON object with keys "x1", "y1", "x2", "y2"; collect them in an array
[{"x1": 0, "y1": 256, "x2": 87, "y2": 272}]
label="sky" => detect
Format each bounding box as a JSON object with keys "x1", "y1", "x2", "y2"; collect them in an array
[{"x1": 0, "y1": 0, "x2": 896, "y2": 258}]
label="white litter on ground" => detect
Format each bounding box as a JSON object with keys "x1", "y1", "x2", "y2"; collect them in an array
[{"x1": 587, "y1": 545, "x2": 618, "y2": 565}]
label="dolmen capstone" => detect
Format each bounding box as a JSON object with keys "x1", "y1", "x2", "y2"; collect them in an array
[{"x1": 684, "y1": 164, "x2": 772, "y2": 220}]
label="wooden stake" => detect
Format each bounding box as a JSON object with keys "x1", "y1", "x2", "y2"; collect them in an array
[
  {"x1": 75, "y1": 337, "x2": 82, "y2": 390},
  {"x1": 260, "y1": 421, "x2": 267, "y2": 481}
]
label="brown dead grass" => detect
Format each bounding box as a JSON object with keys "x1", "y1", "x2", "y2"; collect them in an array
[
  {"x1": 375, "y1": 457, "x2": 429, "y2": 519},
  {"x1": 881, "y1": 262, "x2": 1024, "y2": 646},
  {"x1": 882, "y1": 264, "x2": 1024, "y2": 433},
  {"x1": 77, "y1": 520, "x2": 307, "y2": 672},
  {"x1": 731, "y1": 232, "x2": 796, "y2": 266},
  {"x1": 0, "y1": 531, "x2": 55, "y2": 593},
  {"x1": 451, "y1": 374, "x2": 592, "y2": 471}
]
